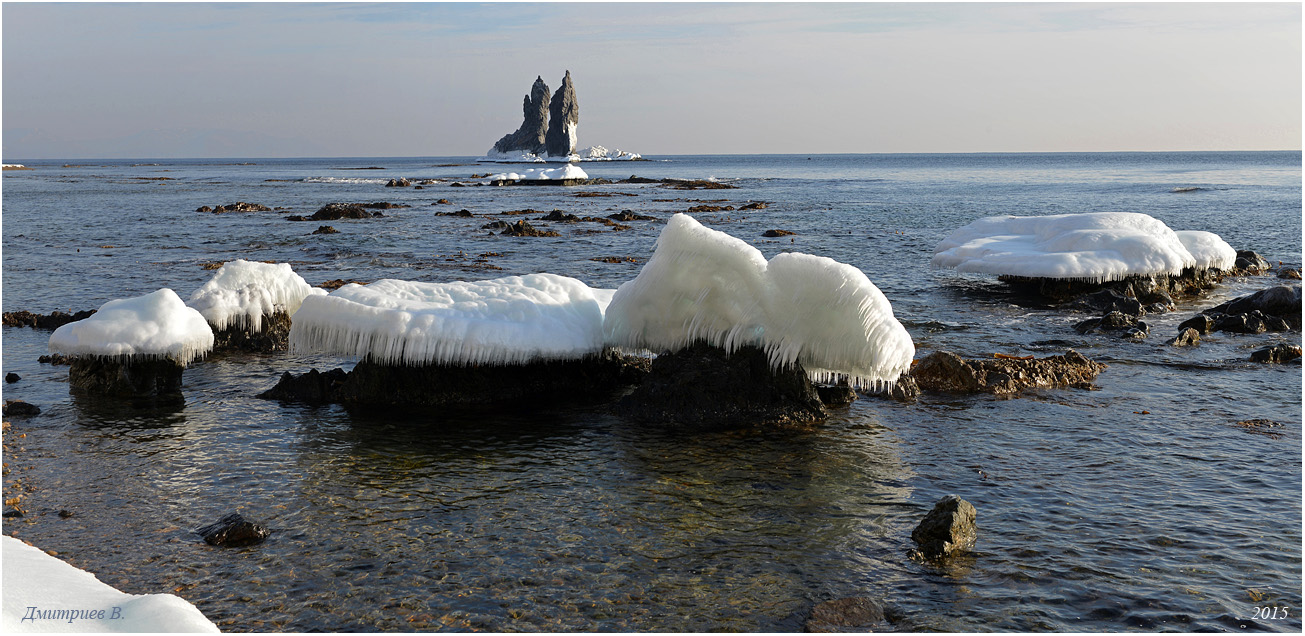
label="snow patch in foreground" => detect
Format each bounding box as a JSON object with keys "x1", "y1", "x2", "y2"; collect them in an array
[
  {"x1": 931, "y1": 212, "x2": 1233, "y2": 282},
  {"x1": 487, "y1": 164, "x2": 589, "y2": 182},
  {"x1": 289, "y1": 274, "x2": 615, "y2": 366},
  {"x1": 603, "y1": 214, "x2": 915, "y2": 389},
  {"x1": 48, "y1": 289, "x2": 214, "y2": 365},
  {"x1": 2, "y1": 536, "x2": 220, "y2": 633},
  {"x1": 187, "y1": 260, "x2": 326, "y2": 332}
]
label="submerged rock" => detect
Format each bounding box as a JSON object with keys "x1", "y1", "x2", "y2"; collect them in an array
[
  {"x1": 910, "y1": 495, "x2": 977, "y2": 560},
  {"x1": 69, "y1": 357, "x2": 185, "y2": 398},
  {"x1": 544, "y1": 70, "x2": 580, "y2": 157},
  {"x1": 3, "y1": 309, "x2": 96, "y2": 330},
  {"x1": 763, "y1": 229, "x2": 796, "y2": 238},
  {"x1": 2, "y1": 400, "x2": 41, "y2": 417},
  {"x1": 1250, "y1": 344, "x2": 1302, "y2": 364},
  {"x1": 1074, "y1": 311, "x2": 1150, "y2": 340},
  {"x1": 806, "y1": 597, "x2": 887, "y2": 633},
  {"x1": 607, "y1": 210, "x2": 656, "y2": 222},
  {"x1": 616, "y1": 343, "x2": 826, "y2": 430},
  {"x1": 499, "y1": 220, "x2": 559, "y2": 237},
  {"x1": 492, "y1": 75, "x2": 551, "y2": 156},
  {"x1": 4, "y1": 373, "x2": 18, "y2": 383},
  {"x1": 196, "y1": 513, "x2": 270, "y2": 547},
  {"x1": 910, "y1": 350, "x2": 1105, "y2": 395},
  {"x1": 311, "y1": 225, "x2": 340, "y2": 235}
]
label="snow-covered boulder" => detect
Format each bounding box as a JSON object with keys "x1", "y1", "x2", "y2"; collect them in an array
[
  {"x1": 289, "y1": 274, "x2": 613, "y2": 367},
  {"x1": 487, "y1": 164, "x2": 589, "y2": 183},
  {"x1": 604, "y1": 214, "x2": 915, "y2": 391},
  {"x1": 578, "y1": 146, "x2": 641, "y2": 161},
  {"x1": 2, "y1": 536, "x2": 219, "y2": 632},
  {"x1": 49, "y1": 289, "x2": 214, "y2": 397},
  {"x1": 187, "y1": 260, "x2": 325, "y2": 352},
  {"x1": 931, "y1": 212, "x2": 1235, "y2": 283}
]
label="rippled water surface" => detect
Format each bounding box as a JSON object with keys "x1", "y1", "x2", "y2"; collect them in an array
[{"x1": 2, "y1": 152, "x2": 1301, "y2": 631}]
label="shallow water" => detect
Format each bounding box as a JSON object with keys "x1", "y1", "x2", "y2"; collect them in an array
[{"x1": 2, "y1": 152, "x2": 1301, "y2": 631}]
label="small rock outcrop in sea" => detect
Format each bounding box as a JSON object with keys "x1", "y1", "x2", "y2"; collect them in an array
[
  {"x1": 615, "y1": 343, "x2": 827, "y2": 431},
  {"x1": 2, "y1": 400, "x2": 41, "y2": 417},
  {"x1": 209, "y1": 311, "x2": 294, "y2": 353},
  {"x1": 1073, "y1": 310, "x2": 1150, "y2": 341},
  {"x1": 544, "y1": 70, "x2": 580, "y2": 157},
  {"x1": 1250, "y1": 344, "x2": 1302, "y2": 364},
  {"x1": 910, "y1": 350, "x2": 1105, "y2": 395},
  {"x1": 1231, "y1": 250, "x2": 1271, "y2": 275},
  {"x1": 498, "y1": 220, "x2": 559, "y2": 237},
  {"x1": 492, "y1": 76, "x2": 551, "y2": 156},
  {"x1": 311, "y1": 225, "x2": 339, "y2": 235},
  {"x1": 1202, "y1": 285, "x2": 1302, "y2": 332},
  {"x1": 763, "y1": 229, "x2": 796, "y2": 238},
  {"x1": 910, "y1": 495, "x2": 978, "y2": 560},
  {"x1": 385, "y1": 178, "x2": 411, "y2": 188},
  {"x1": 196, "y1": 202, "x2": 272, "y2": 213},
  {"x1": 5, "y1": 373, "x2": 19, "y2": 383},
  {"x1": 3, "y1": 309, "x2": 96, "y2": 330},
  {"x1": 290, "y1": 203, "x2": 385, "y2": 222},
  {"x1": 805, "y1": 597, "x2": 888, "y2": 633},
  {"x1": 259, "y1": 349, "x2": 648, "y2": 409},
  {"x1": 196, "y1": 513, "x2": 270, "y2": 547},
  {"x1": 1167, "y1": 327, "x2": 1201, "y2": 347},
  {"x1": 187, "y1": 260, "x2": 325, "y2": 354},
  {"x1": 1278, "y1": 268, "x2": 1302, "y2": 280}
]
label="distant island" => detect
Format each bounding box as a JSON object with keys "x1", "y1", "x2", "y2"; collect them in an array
[{"x1": 481, "y1": 71, "x2": 642, "y2": 163}]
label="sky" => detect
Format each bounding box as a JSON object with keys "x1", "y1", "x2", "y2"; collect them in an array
[{"x1": 2, "y1": 2, "x2": 1300, "y2": 159}]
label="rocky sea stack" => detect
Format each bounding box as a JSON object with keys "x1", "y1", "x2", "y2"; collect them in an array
[
  {"x1": 489, "y1": 71, "x2": 581, "y2": 159},
  {"x1": 491, "y1": 76, "x2": 551, "y2": 156},
  {"x1": 544, "y1": 70, "x2": 580, "y2": 157}
]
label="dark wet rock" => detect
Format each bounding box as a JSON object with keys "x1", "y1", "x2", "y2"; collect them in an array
[
  {"x1": 434, "y1": 198, "x2": 451, "y2": 205},
  {"x1": 69, "y1": 357, "x2": 185, "y2": 398},
  {"x1": 3, "y1": 509, "x2": 24, "y2": 518},
  {"x1": 999, "y1": 267, "x2": 1227, "y2": 305},
  {"x1": 1070, "y1": 289, "x2": 1145, "y2": 318},
  {"x1": 1213, "y1": 312, "x2": 1269, "y2": 334},
  {"x1": 664, "y1": 179, "x2": 737, "y2": 190},
  {"x1": 38, "y1": 353, "x2": 72, "y2": 365},
  {"x1": 864, "y1": 374, "x2": 921, "y2": 402},
  {"x1": 301, "y1": 203, "x2": 385, "y2": 221},
  {"x1": 538, "y1": 209, "x2": 580, "y2": 222},
  {"x1": 2, "y1": 400, "x2": 41, "y2": 417},
  {"x1": 607, "y1": 210, "x2": 656, "y2": 222},
  {"x1": 910, "y1": 350, "x2": 1105, "y2": 395},
  {"x1": 806, "y1": 597, "x2": 887, "y2": 633},
  {"x1": 1277, "y1": 268, "x2": 1301, "y2": 280},
  {"x1": 435, "y1": 209, "x2": 474, "y2": 217},
  {"x1": 686, "y1": 204, "x2": 735, "y2": 213},
  {"x1": 413, "y1": 185, "x2": 423, "y2": 190},
  {"x1": 211, "y1": 311, "x2": 293, "y2": 353},
  {"x1": 357, "y1": 202, "x2": 410, "y2": 209},
  {"x1": 579, "y1": 216, "x2": 631, "y2": 231},
  {"x1": 385, "y1": 178, "x2": 412, "y2": 187},
  {"x1": 3, "y1": 309, "x2": 96, "y2": 330},
  {"x1": 196, "y1": 513, "x2": 270, "y2": 548},
  {"x1": 196, "y1": 206, "x2": 211, "y2": 213},
  {"x1": 763, "y1": 229, "x2": 796, "y2": 238},
  {"x1": 482, "y1": 220, "x2": 511, "y2": 231},
  {"x1": 58, "y1": 509, "x2": 75, "y2": 519},
  {"x1": 492, "y1": 75, "x2": 551, "y2": 156},
  {"x1": 739, "y1": 201, "x2": 768, "y2": 210},
  {"x1": 317, "y1": 279, "x2": 366, "y2": 291},
  {"x1": 1231, "y1": 250, "x2": 1271, "y2": 275},
  {"x1": 589, "y1": 256, "x2": 641, "y2": 264},
  {"x1": 1178, "y1": 314, "x2": 1216, "y2": 334},
  {"x1": 4, "y1": 373, "x2": 18, "y2": 383},
  {"x1": 311, "y1": 225, "x2": 339, "y2": 235},
  {"x1": 616, "y1": 343, "x2": 826, "y2": 430},
  {"x1": 544, "y1": 70, "x2": 580, "y2": 157},
  {"x1": 620, "y1": 175, "x2": 659, "y2": 184},
  {"x1": 1075, "y1": 311, "x2": 1148, "y2": 339},
  {"x1": 449, "y1": 182, "x2": 466, "y2": 187},
  {"x1": 814, "y1": 382, "x2": 857, "y2": 407},
  {"x1": 257, "y1": 368, "x2": 349, "y2": 403},
  {"x1": 1204, "y1": 285, "x2": 1301, "y2": 329},
  {"x1": 910, "y1": 494, "x2": 977, "y2": 560},
  {"x1": 200, "y1": 202, "x2": 271, "y2": 213},
  {"x1": 1168, "y1": 327, "x2": 1201, "y2": 347},
  {"x1": 1250, "y1": 344, "x2": 1302, "y2": 364},
  {"x1": 1237, "y1": 418, "x2": 1284, "y2": 435},
  {"x1": 499, "y1": 220, "x2": 559, "y2": 237}
]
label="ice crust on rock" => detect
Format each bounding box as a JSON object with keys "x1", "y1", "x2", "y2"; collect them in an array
[
  {"x1": 48, "y1": 289, "x2": 214, "y2": 365},
  {"x1": 187, "y1": 259, "x2": 326, "y2": 332},
  {"x1": 289, "y1": 274, "x2": 614, "y2": 366},
  {"x1": 603, "y1": 214, "x2": 915, "y2": 389},
  {"x1": 1, "y1": 536, "x2": 220, "y2": 633},
  {"x1": 488, "y1": 164, "x2": 588, "y2": 182},
  {"x1": 1175, "y1": 230, "x2": 1237, "y2": 271},
  {"x1": 930, "y1": 212, "x2": 1234, "y2": 282},
  {"x1": 578, "y1": 145, "x2": 641, "y2": 161}
]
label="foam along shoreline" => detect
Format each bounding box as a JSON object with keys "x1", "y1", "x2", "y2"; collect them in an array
[{"x1": 1, "y1": 536, "x2": 220, "y2": 632}]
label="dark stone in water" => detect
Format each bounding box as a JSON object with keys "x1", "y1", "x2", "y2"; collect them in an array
[
  {"x1": 311, "y1": 225, "x2": 340, "y2": 235},
  {"x1": 1250, "y1": 344, "x2": 1302, "y2": 364},
  {"x1": 196, "y1": 512, "x2": 270, "y2": 547},
  {"x1": 763, "y1": 229, "x2": 796, "y2": 238},
  {"x1": 999, "y1": 267, "x2": 1227, "y2": 305},
  {"x1": 385, "y1": 178, "x2": 412, "y2": 187},
  {"x1": 814, "y1": 383, "x2": 857, "y2": 407},
  {"x1": 2, "y1": 400, "x2": 41, "y2": 417},
  {"x1": 616, "y1": 343, "x2": 826, "y2": 430},
  {"x1": 910, "y1": 494, "x2": 977, "y2": 560},
  {"x1": 1168, "y1": 327, "x2": 1201, "y2": 347},
  {"x1": 5, "y1": 373, "x2": 18, "y2": 383},
  {"x1": 537, "y1": 209, "x2": 580, "y2": 222},
  {"x1": 58, "y1": 509, "x2": 75, "y2": 519},
  {"x1": 1204, "y1": 285, "x2": 1301, "y2": 328},
  {"x1": 1277, "y1": 268, "x2": 1301, "y2": 280},
  {"x1": 1070, "y1": 289, "x2": 1144, "y2": 317},
  {"x1": 302, "y1": 203, "x2": 384, "y2": 221},
  {"x1": 499, "y1": 220, "x2": 559, "y2": 237},
  {"x1": 607, "y1": 210, "x2": 655, "y2": 222},
  {"x1": 38, "y1": 353, "x2": 72, "y2": 365},
  {"x1": 1231, "y1": 250, "x2": 1270, "y2": 275},
  {"x1": 3, "y1": 309, "x2": 96, "y2": 330},
  {"x1": 806, "y1": 597, "x2": 887, "y2": 632},
  {"x1": 1178, "y1": 314, "x2": 1215, "y2": 334},
  {"x1": 258, "y1": 368, "x2": 350, "y2": 403},
  {"x1": 211, "y1": 311, "x2": 293, "y2": 353},
  {"x1": 69, "y1": 357, "x2": 185, "y2": 398},
  {"x1": 910, "y1": 350, "x2": 1105, "y2": 395}
]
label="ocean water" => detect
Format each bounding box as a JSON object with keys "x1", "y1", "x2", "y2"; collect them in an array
[{"x1": 1, "y1": 152, "x2": 1300, "y2": 632}]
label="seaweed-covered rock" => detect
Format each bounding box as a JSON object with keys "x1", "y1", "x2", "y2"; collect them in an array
[
  {"x1": 910, "y1": 495, "x2": 977, "y2": 560},
  {"x1": 304, "y1": 203, "x2": 384, "y2": 221},
  {"x1": 311, "y1": 225, "x2": 340, "y2": 235},
  {"x1": 196, "y1": 513, "x2": 270, "y2": 547},
  {"x1": 538, "y1": 209, "x2": 580, "y2": 222},
  {"x1": 1250, "y1": 344, "x2": 1303, "y2": 364},
  {"x1": 3, "y1": 309, "x2": 96, "y2": 330},
  {"x1": 499, "y1": 220, "x2": 559, "y2": 237},
  {"x1": 1277, "y1": 268, "x2": 1301, "y2": 280},
  {"x1": 806, "y1": 597, "x2": 887, "y2": 633},
  {"x1": 616, "y1": 343, "x2": 826, "y2": 430},
  {"x1": 910, "y1": 350, "x2": 1105, "y2": 395}
]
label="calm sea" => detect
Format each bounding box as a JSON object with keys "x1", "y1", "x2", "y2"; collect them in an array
[{"x1": 2, "y1": 152, "x2": 1301, "y2": 631}]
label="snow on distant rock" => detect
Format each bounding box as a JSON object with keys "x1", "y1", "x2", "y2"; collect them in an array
[{"x1": 487, "y1": 164, "x2": 589, "y2": 182}]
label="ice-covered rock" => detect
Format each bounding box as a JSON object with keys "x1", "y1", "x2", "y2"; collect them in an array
[
  {"x1": 187, "y1": 260, "x2": 325, "y2": 333},
  {"x1": 1175, "y1": 230, "x2": 1237, "y2": 271},
  {"x1": 578, "y1": 146, "x2": 641, "y2": 161},
  {"x1": 490, "y1": 75, "x2": 550, "y2": 157},
  {"x1": 604, "y1": 214, "x2": 915, "y2": 390},
  {"x1": 1, "y1": 535, "x2": 220, "y2": 632},
  {"x1": 49, "y1": 289, "x2": 213, "y2": 366},
  {"x1": 931, "y1": 212, "x2": 1232, "y2": 283},
  {"x1": 289, "y1": 274, "x2": 615, "y2": 367},
  {"x1": 487, "y1": 164, "x2": 589, "y2": 182},
  {"x1": 545, "y1": 70, "x2": 580, "y2": 158}
]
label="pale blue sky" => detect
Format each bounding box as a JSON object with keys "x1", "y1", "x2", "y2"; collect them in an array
[{"x1": 2, "y1": 2, "x2": 1300, "y2": 159}]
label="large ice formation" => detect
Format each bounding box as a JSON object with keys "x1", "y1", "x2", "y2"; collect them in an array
[
  {"x1": 49, "y1": 289, "x2": 214, "y2": 365},
  {"x1": 289, "y1": 274, "x2": 615, "y2": 366},
  {"x1": 2, "y1": 535, "x2": 220, "y2": 632},
  {"x1": 187, "y1": 260, "x2": 326, "y2": 332},
  {"x1": 487, "y1": 164, "x2": 589, "y2": 182},
  {"x1": 930, "y1": 212, "x2": 1234, "y2": 282},
  {"x1": 603, "y1": 214, "x2": 915, "y2": 389}
]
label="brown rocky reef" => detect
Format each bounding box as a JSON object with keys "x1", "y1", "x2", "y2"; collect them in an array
[
  {"x1": 4, "y1": 309, "x2": 96, "y2": 330},
  {"x1": 910, "y1": 350, "x2": 1105, "y2": 396},
  {"x1": 1180, "y1": 284, "x2": 1302, "y2": 335}
]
